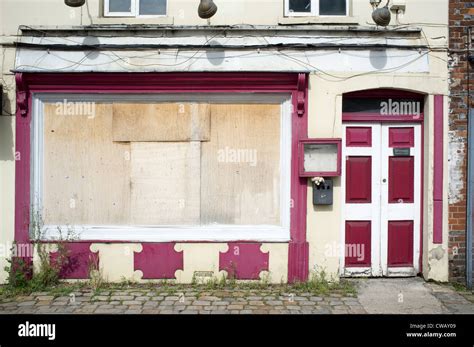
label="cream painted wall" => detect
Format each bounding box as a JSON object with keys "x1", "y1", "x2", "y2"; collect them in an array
[
  {"x1": 90, "y1": 243, "x2": 143, "y2": 282},
  {"x1": 0, "y1": 117, "x2": 15, "y2": 283},
  {"x1": 0, "y1": 1, "x2": 448, "y2": 36}
]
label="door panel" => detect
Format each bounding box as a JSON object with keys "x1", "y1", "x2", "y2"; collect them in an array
[
  {"x1": 388, "y1": 220, "x2": 414, "y2": 266},
  {"x1": 345, "y1": 221, "x2": 372, "y2": 267},
  {"x1": 346, "y1": 157, "x2": 372, "y2": 203},
  {"x1": 388, "y1": 127, "x2": 414, "y2": 148},
  {"x1": 346, "y1": 127, "x2": 372, "y2": 147},
  {"x1": 388, "y1": 156, "x2": 414, "y2": 203}
]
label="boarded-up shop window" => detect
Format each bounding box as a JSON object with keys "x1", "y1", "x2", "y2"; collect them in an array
[{"x1": 43, "y1": 102, "x2": 281, "y2": 227}]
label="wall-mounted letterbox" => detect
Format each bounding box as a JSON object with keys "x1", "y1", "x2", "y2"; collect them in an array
[{"x1": 313, "y1": 178, "x2": 333, "y2": 205}]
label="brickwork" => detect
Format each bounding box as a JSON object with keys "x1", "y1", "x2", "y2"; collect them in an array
[{"x1": 448, "y1": 0, "x2": 473, "y2": 283}]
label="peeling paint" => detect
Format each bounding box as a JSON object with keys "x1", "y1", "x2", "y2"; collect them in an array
[
  {"x1": 429, "y1": 245, "x2": 446, "y2": 261},
  {"x1": 448, "y1": 131, "x2": 465, "y2": 204}
]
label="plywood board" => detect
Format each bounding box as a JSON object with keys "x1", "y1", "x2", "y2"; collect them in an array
[
  {"x1": 200, "y1": 104, "x2": 281, "y2": 225},
  {"x1": 43, "y1": 103, "x2": 131, "y2": 225},
  {"x1": 130, "y1": 142, "x2": 201, "y2": 225},
  {"x1": 112, "y1": 103, "x2": 210, "y2": 142}
]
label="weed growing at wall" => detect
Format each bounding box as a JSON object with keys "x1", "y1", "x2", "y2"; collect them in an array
[{"x1": 1, "y1": 211, "x2": 77, "y2": 297}]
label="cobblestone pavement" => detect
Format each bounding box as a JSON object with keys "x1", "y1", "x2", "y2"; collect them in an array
[
  {"x1": 0, "y1": 289, "x2": 365, "y2": 314},
  {"x1": 1, "y1": 278, "x2": 473, "y2": 314}
]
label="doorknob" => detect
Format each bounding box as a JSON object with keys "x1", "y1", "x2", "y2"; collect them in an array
[{"x1": 382, "y1": 178, "x2": 387, "y2": 183}]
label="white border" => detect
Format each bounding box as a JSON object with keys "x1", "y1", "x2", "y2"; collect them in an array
[
  {"x1": 32, "y1": 93, "x2": 292, "y2": 242},
  {"x1": 104, "y1": 0, "x2": 167, "y2": 18},
  {"x1": 284, "y1": 0, "x2": 349, "y2": 17}
]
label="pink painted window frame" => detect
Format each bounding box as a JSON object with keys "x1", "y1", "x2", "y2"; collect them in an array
[
  {"x1": 342, "y1": 88, "x2": 425, "y2": 123},
  {"x1": 15, "y1": 72, "x2": 310, "y2": 282}
]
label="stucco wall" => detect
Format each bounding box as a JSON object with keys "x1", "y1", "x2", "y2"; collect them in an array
[{"x1": 0, "y1": 0, "x2": 449, "y2": 36}]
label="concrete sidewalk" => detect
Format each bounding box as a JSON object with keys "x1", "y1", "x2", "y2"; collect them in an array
[{"x1": 354, "y1": 277, "x2": 474, "y2": 314}]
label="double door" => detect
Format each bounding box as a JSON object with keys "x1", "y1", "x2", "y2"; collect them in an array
[{"x1": 341, "y1": 123, "x2": 421, "y2": 277}]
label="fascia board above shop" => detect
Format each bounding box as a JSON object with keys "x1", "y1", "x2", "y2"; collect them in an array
[{"x1": 13, "y1": 25, "x2": 431, "y2": 74}]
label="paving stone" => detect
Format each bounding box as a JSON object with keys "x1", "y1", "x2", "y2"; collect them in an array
[
  {"x1": 227, "y1": 304, "x2": 244, "y2": 310},
  {"x1": 310, "y1": 296, "x2": 323, "y2": 302},
  {"x1": 110, "y1": 295, "x2": 135, "y2": 301},
  {"x1": 122, "y1": 301, "x2": 143, "y2": 306},
  {"x1": 299, "y1": 301, "x2": 316, "y2": 306},
  {"x1": 92, "y1": 296, "x2": 110, "y2": 301},
  {"x1": 17, "y1": 301, "x2": 36, "y2": 307},
  {"x1": 159, "y1": 301, "x2": 175, "y2": 306},
  {"x1": 144, "y1": 301, "x2": 159, "y2": 307},
  {"x1": 193, "y1": 300, "x2": 211, "y2": 306},
  {"x1": 35, "y1": 295, "x2": 55, "y2": 301}
]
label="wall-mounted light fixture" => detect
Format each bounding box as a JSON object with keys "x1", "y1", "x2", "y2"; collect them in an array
[
  {"x1": 65, "y1": 0, "x2": 85, "y2": 7},
  {"x1": 371, "y1": 0, "x2": 391, "y2": 27},
  {"x1": 198, "y1": 0, "x2": 217, "y2": 19}
]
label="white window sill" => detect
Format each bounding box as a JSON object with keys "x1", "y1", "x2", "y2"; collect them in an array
[
  {"x1": 95, "y1": 16, "x2": 174, "y2": 25},
  {"x1": 278, "y1": 16, "x2": 359, "y2": 25},
  {"x1": 40, "y1": 225, "x2": 291, "y2": 243}
]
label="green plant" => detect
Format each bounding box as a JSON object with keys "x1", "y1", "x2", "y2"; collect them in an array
[
  {"x1": 88, "y1": 255, "x2": 104, "y2": 293},
  {"x1": 2, "y1": 210, "x2": 77, "y2": 296},
  {"x1": 286, "y1": 268, "x2": 356, "y2": 296}
]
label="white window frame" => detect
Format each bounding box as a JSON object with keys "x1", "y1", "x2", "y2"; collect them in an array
[
  {"x1": 31, "y1": 93, "x2": 292, "y2": 243},
  {"x1": 104, "y1": 0, "x2": 167, "y2": 18},
  {"x1": 284, "y1": 0, "x2": 349, "y2": 17}
]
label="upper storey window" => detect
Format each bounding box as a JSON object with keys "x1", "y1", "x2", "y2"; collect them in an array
[
  {"x1": 105, "y1": 0, "x2": 167, "y2": 17},
  {"x1": 285, "y1": 0, "x2": 348, "y2": 16}
]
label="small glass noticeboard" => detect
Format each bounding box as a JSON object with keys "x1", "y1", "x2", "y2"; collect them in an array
[{"x1": 299, "y1": 139, "x2": 341, "y2": 177}]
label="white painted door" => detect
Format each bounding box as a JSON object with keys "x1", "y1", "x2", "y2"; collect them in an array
[{"x1": 341, "y1": 123, "x2": 421, "y2": 277}]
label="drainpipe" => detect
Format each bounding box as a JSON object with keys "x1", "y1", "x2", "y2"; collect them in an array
[
  {"x1": 468, "y1": 109, "x2": 473, "y2": 290},
  {"x1": 466, "y1": 26, "x2": 473, "y2": 290}
]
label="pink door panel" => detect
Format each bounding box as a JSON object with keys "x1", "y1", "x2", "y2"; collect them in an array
[
  {"x1": 346, "y1": 127, "x2": 372, "y2": 147},
  {"x1": 345, "y1": 221, "x2": 371, "y2": 267},
  {"x1": 389, "y1": 127, "x2": 414, "y2": 148},
  {"x1": 388, "y1": 156, "x2": 414, "y2": 203},
  {"x1": 388, "y1": 221, "x2": 414, "y2": 266},
  {"x1": 346, "y1": 156, "x2": 372, "y2": 203}
]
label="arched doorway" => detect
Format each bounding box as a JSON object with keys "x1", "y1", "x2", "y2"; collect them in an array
[{"x1": 341, "y1": 89, "x2": 425, "y2": 277}]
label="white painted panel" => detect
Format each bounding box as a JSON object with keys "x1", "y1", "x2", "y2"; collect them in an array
[{"x1": 16, "y1": 47, "x2": 429, "y2": 73}]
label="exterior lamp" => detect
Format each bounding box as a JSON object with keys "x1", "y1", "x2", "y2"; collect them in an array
[
  {"x1": 64, "y1": 0, "x2": 85, "y2": 7},
  {"x1": 371, "y1": 0, "x2": 391, "y2": 27},
  {"x1": 198, "y1": 0, "x2": 217, "y2": 19}
]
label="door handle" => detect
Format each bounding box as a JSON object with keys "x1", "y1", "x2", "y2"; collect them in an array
[{"x1": 382, "y1": 178, "x2": 387, "y2": 183}]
